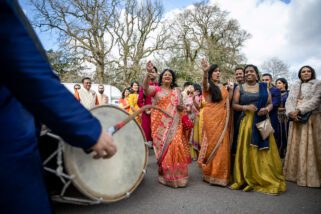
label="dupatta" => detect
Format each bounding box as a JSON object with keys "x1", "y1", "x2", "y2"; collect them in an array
[{"x1": 251, "y1": 82, "x2": 269, "y2": 150}]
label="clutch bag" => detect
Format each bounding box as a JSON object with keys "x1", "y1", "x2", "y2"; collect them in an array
[{"x1": 256, "y1": 115, "x2": 274, "y2": 140}]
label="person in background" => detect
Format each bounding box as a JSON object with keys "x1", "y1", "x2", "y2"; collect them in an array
[
  {"x1": 190, "y1": 83, "x2": 203, "y2": 160},
  {"x1": 143, "y1": 61, "x2": 189, "y2": 188},
  {"x1": 231, "y1": 67, "x2": 245, "y2": 168},
  {"x1": 77, "y1": 77, "x2": 98, "y2": 109},
  {"x1": 138, "y1": 65, "x2": 158, "y2": 148},
  {"x1": 262, "y1": 73, "x2": 281, "y2": 154},
  {"x1": 0, "y1": 1, "x2": 117, "y2": 213},
  {"x1": 229, "y1": 64, "x2": 286, "y2": 195},
  {"x1": 97, "y1": 84, "x2": 109, "y2": 105},
  {"x1": 284, "y1": 65, "x2": 321, "y2": 187},
  {"x1": 275, "y1": 77, "x2": 289, "y2": 158},
  {"x1": 119, "y1": 87, "x2": 131, "y2": 112},
  {"x1": 182, "y1": 81, "x2": 193, "y2": 105},
  {"x1": 128, "y1": 81, "x2": 141, "y2": 124},
  {"x1": 73, "y1": 84, "x2": 81, "y2": 100},
  {"x1": 181, "y1": 83, "x2": 194, "y2": 163},
  {"x1": 197, "y1": 59, "x2": 232, "y2": 187}
]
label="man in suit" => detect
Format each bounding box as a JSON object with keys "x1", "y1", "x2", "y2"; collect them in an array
[
  {"x1": 262, "y1": 73, "x2": 281, "y2": 151},
  {"x1": 0, "y1": 1, "x2": 117, "y2": 213}
]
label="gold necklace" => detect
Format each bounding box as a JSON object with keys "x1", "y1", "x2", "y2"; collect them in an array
[{"x1": 162, "y1": 87, "x2": 171, "y2": 96}]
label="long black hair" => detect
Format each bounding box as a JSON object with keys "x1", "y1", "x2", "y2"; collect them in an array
[
  {"x1": 130, "y1": 81, "x2": 140, "y2": 93},
  {"x1": 208, "y1": 64, "x2": 222, "y2": 102},
  {"x1": 158, "y1": 69, "x2": 178, "y2": 89},
  {"x1": 193, "y1": 83, "x2": 202, "y2": 95},
  {"x1": 275, "y1": 78, "x2": 288, "y2": 91},
  {"x1": 298, "y1": 65, "x2": 316, "y2": 82},
  {"x1": 121, "y1": 87, "x2": 131, "y2": 99}
]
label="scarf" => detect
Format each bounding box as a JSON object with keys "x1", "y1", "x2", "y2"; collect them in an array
[{"x1": 251, "y1": 82, "x2": 269, "y2": 150}]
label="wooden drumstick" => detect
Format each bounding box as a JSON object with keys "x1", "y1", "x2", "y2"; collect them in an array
[
  {"x1": 85, "y1": 105, "x2": 172, "y2": 154},
  {"x1": 106, "y1": 105, "x2": 173, "y2": 135}
]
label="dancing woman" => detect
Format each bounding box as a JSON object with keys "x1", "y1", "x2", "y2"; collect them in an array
[
  {"x1": 143, "y1": 61, "x2": 189, "y2": 188},
  {"x1": 197, "y1": 59, "x2": 232, "y2": 186}
]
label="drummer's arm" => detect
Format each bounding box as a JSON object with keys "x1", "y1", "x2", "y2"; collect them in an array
[{"x1": 1, "y1": 3, "x2": 100, "y2": 150}]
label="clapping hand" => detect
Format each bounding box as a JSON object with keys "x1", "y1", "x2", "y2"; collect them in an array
[{"x1": 244, "y1": 104, "x2": 258, "y2": 112}]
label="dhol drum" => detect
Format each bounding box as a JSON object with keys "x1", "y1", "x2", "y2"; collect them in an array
[{"x1": 39, "y1": 105, "x2": 148, "y2": 204}]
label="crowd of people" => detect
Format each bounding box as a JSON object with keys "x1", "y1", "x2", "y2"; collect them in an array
[
  {"x1": 73, "y1": 78, "x2": 109, "y2": 109},
  {"x1": 1, "y1": 1, "x2": 320, "y2": 213},
  {"x1": 115, "y1": 60, "x2": 321, "y2": 195}
]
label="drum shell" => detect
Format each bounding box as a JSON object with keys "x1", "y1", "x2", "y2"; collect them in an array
[{"x1": 39, "y1": 105, "x2": 148, "y2": 203}]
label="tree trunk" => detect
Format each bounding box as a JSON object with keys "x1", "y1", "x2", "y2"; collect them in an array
[{"x1": 96, "y1": 61, "x2": 105, "y2": 84}]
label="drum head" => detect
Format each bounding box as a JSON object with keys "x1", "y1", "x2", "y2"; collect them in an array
[{"x1": 64, "y1": 105, "x2": 148, "y2": 202}]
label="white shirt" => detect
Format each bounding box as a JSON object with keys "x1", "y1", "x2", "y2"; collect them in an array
[{"x1": 78, "y1": 88, "x2": 97, "y2": 109}]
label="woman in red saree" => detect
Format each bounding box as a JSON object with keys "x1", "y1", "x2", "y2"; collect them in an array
[
  {"x1": 138, "y1": 66, "x2": 158, "y2": 148},
  {"x1": 143, "y1": 61, "x2": 189, "y2": 188},
  {"x1": 197, "y1": 59, "x2": 232, "y2": 186}
]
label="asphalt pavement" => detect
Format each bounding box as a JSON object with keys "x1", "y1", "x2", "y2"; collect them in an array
[{"x1": 54, "y1": 151, "x2": 321, "y2": 214}]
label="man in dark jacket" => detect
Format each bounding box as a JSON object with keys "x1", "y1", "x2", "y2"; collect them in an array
[
  {"x1": 0, "y1": 1, "x2": 116, "y2": 213},
  {"x1": 262, "y1": 73, "x2": 281, "y2": 151}
]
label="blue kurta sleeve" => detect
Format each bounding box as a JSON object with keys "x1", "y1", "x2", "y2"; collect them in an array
[
  {"x1": 271, "y1": 87, "x2": 281, "y2": 108},
  {"x1": 0, "y1": 0, "x2": 101, "y2": 150}
]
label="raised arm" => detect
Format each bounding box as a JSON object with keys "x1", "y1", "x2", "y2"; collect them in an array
[
  {"x1": 143, "y1": 60, "x2": 157, "y2": 96},
  {"x1": 201, "y1": 58, "x2": 210, "y2": 92}
]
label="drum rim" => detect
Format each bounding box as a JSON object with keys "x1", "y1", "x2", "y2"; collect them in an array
[{"x1": 64, "y1": 104, "x2": 148, "y2": 203}]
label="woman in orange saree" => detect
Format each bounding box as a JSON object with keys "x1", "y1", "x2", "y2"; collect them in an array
[
  {"x1": 119, "y1": 87, "x2": 131, "y2": 112},
  {"x1": 143, "y1": 61, "x2": 189, "y2": 188},
  {"x1": 197, "y1": 59, "x2": 232, "y2": 186}
]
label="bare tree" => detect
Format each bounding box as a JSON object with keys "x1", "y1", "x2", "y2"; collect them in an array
[
  {"x1": 261, "y1": 57, "x2": 290, "y2": 80},
  {"x1": 165, "y1": 1, "x2": 251, "y2": 83},
  {"x1": 47, "y1": 49, "x2": 87, "y2": 82},
  {"x1": 108, "y1": 0, "x2": 168, "y2": 86},
  {"x1": 30, "y1": 0, "x2": 119, "y2": 84}
]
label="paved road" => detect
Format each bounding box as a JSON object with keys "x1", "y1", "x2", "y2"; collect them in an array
[{"x1": 54, "y1": 151, "x2": 321, "y2": 214}]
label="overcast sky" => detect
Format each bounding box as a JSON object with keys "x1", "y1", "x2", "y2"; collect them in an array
[
  {"x1": 20, "y1": 0, "x2": 320, "y2": 78},
  {"x1": 209, "y1": 0, "x2": 321, "y2": 78}
]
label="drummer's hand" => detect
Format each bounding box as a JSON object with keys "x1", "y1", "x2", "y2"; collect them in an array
[{"x1": 91, "y1": 132, "x2": 117, "y2": 159}]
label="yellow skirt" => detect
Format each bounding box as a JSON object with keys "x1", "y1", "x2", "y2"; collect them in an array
[{"x1": 230, "y1": 111, "x2": 286, "y2": 195}]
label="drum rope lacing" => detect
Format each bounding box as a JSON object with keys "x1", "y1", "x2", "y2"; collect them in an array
[{"x1": 43, "y1": 132, "x2": 101, "y2": 205}]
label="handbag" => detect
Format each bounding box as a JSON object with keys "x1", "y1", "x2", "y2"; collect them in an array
[
  {"x1": 297, "y1": 111, "x2": 312, "y2": 123},
  {"x1": 256, "y1": 114, "x2": 274, "y2": 140},
  {"x1": 290, "y1": 83, "x2": 312, "y2": 123}
]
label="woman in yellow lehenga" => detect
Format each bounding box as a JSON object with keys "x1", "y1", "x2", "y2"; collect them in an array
[
  {"x1": 197, "y1": 59, "x2": 232, "y2": 186},
  {"x1": 128, "y1": 81, "x2": 141, "y2": 124},
  {"x1": 143, "y1": 61, "x2": 189, "y2": 188},
  {"x1": 229, "y1": 64, "x2": 286, "y2": 195}
]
